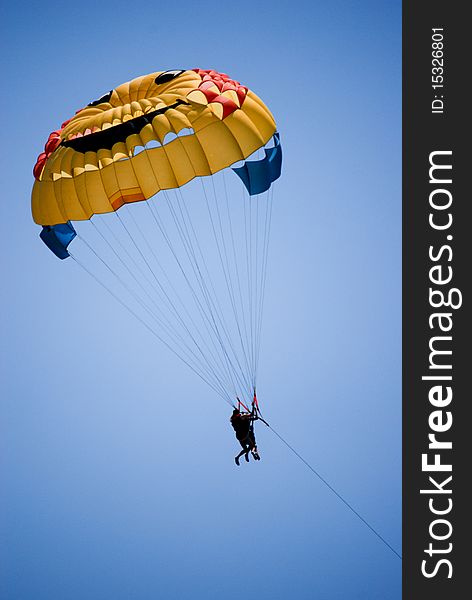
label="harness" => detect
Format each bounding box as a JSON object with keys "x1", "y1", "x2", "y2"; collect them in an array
[
  {"x1": 239, "y1": 391, "x2": 267, "y2": 421},
  {"x1": 234, "y1": 389, "x2": 268, "y2": 441}
]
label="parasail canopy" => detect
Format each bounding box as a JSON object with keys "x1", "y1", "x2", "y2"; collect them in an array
[
  {"x1": 32, "y1": 69, "x2": 280, "y2": 228},
  {"x1": 32, "y1": 68, "x2": 282, "y2": 407}
]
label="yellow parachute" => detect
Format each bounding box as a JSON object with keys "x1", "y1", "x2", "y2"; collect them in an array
[{"x1": 32, "y1": 68, "x2": 282, "y2": 407}]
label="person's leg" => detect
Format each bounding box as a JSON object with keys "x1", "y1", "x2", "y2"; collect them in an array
[
  {"x1": 244, "y1": 443, "x2": 250, "y2": 462},
  {"x1": 235, "y1": 439, "x2": 248, "y2": 465},
  {"x1": 240, "y1": 437, "x2": 251, "y2": 462},
  {"x1": 249, "y1": 433, "x2": 260, "y2": 460}
]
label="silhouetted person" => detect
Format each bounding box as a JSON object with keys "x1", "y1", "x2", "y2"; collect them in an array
[{"x1": 230, "y1": 408, "x2": 260, "y2": 465}]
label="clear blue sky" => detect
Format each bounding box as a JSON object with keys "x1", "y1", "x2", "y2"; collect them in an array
[{"x1": 0, "y1": 1, "x2": 401, "y2": 598}]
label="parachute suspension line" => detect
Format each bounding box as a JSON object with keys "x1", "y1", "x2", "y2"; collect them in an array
[
  {"x1": 68, "y1": 178, "x2": 272, "y2": 408},
  {"x1": 91, "y1": 217, "x2": 187, "y2": 340},
  {"x1": 115, "y1": 210, "x2": 172, "y2": 307},
  {"x1": 173, "y1": 187, "x2": 243, "y2": 399},
  {"x1": 208, "y1": 175, "x2": 253, "y2": 386},
  {"x1": 77, "y1": 229, "x2": 185, "y2": 349},
  {"x1": 250, "y1": 190, "x2": 258, "y2": 389},
  {"x1": 99, "y1": 213, "x2": 193, "y2": 342},
  {"x1": 68, "y1": 249, "x2": 233, "y2": 405},
  {"x1": 222, "y1": 170, "x2": 252, "y2": 385},
  {"x1": 254, "y1": 189, "x2": 269, "y2": 377},
  {"x1": 251, "y1": 174, "x2": 273, "y2": 390},
  {"x1": 168, "y1": 188, "x2": 246, "y2": 403},
  {"x1": 266, "y1": 422, "x2": 402, "y2": 560},
  {"x1": 254, "y1": 189, "x2": 260, "y2": 390},
  {"x1": 254, "y1": 186, "x2": 274, "y2": 379},
  {"x1": 242, "y1": 188, "x2": 253, "y2": 388},
  {"x1": 75, "y1": 229, "x2": 232, "y2": 401},
  {"x1": 155, "y1": 136, "x2": 241, "y2": 400},
  {"x1": 144, "y1": 197, "x2": 235, "y2": 392},
  {"x1": 209, "y1": 170, "x2": 251, "y2": 392},
  {"x1": 236, "y1": 396, "x2": 251, "y2": 413},
  {"x1": 201, "y1": 177, "x2": 254, "y2": 399},
  {"x1": 147, "y1": 189, "x2": 242, "y2": 402},
  {"x1": 141, "y1": 197, "x2": 239, "y2": 401},
  {"x1": 164, "y1": 188, "x2": 243, "y2": 400},
  {"x1": 243, "y1": 186, "x2": 258, "y2": 390},
  {"x1": 252, "y1": 188, "x2": 260, "y2": 390},
  {"x1": 122, "y1": 204, "x2": 233, "y2": 395},
  {"x1": 90, "y1": 219, "x2": 194, "y2": 349},
  {"x1": 109, "y1": 210, "x2": 232, "y2": 397},
  {"x1": 173, "y1": 181, "x2": 252, "y2": 401},
  {"x1": 114, "y1": 136, "x2": 211, "y2": 354}
]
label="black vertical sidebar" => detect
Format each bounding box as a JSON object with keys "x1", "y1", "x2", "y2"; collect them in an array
[{"x1": 403, "y1": 2, "x2": 468, "y2": 599}]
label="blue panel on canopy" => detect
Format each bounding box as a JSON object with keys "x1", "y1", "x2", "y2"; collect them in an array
[
  {"x1": 40, "y1": 222, "x2": 77, "y2": 259},
  {"x1": 233, "y1": 132, "x2": 282, "y2": 196}
]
